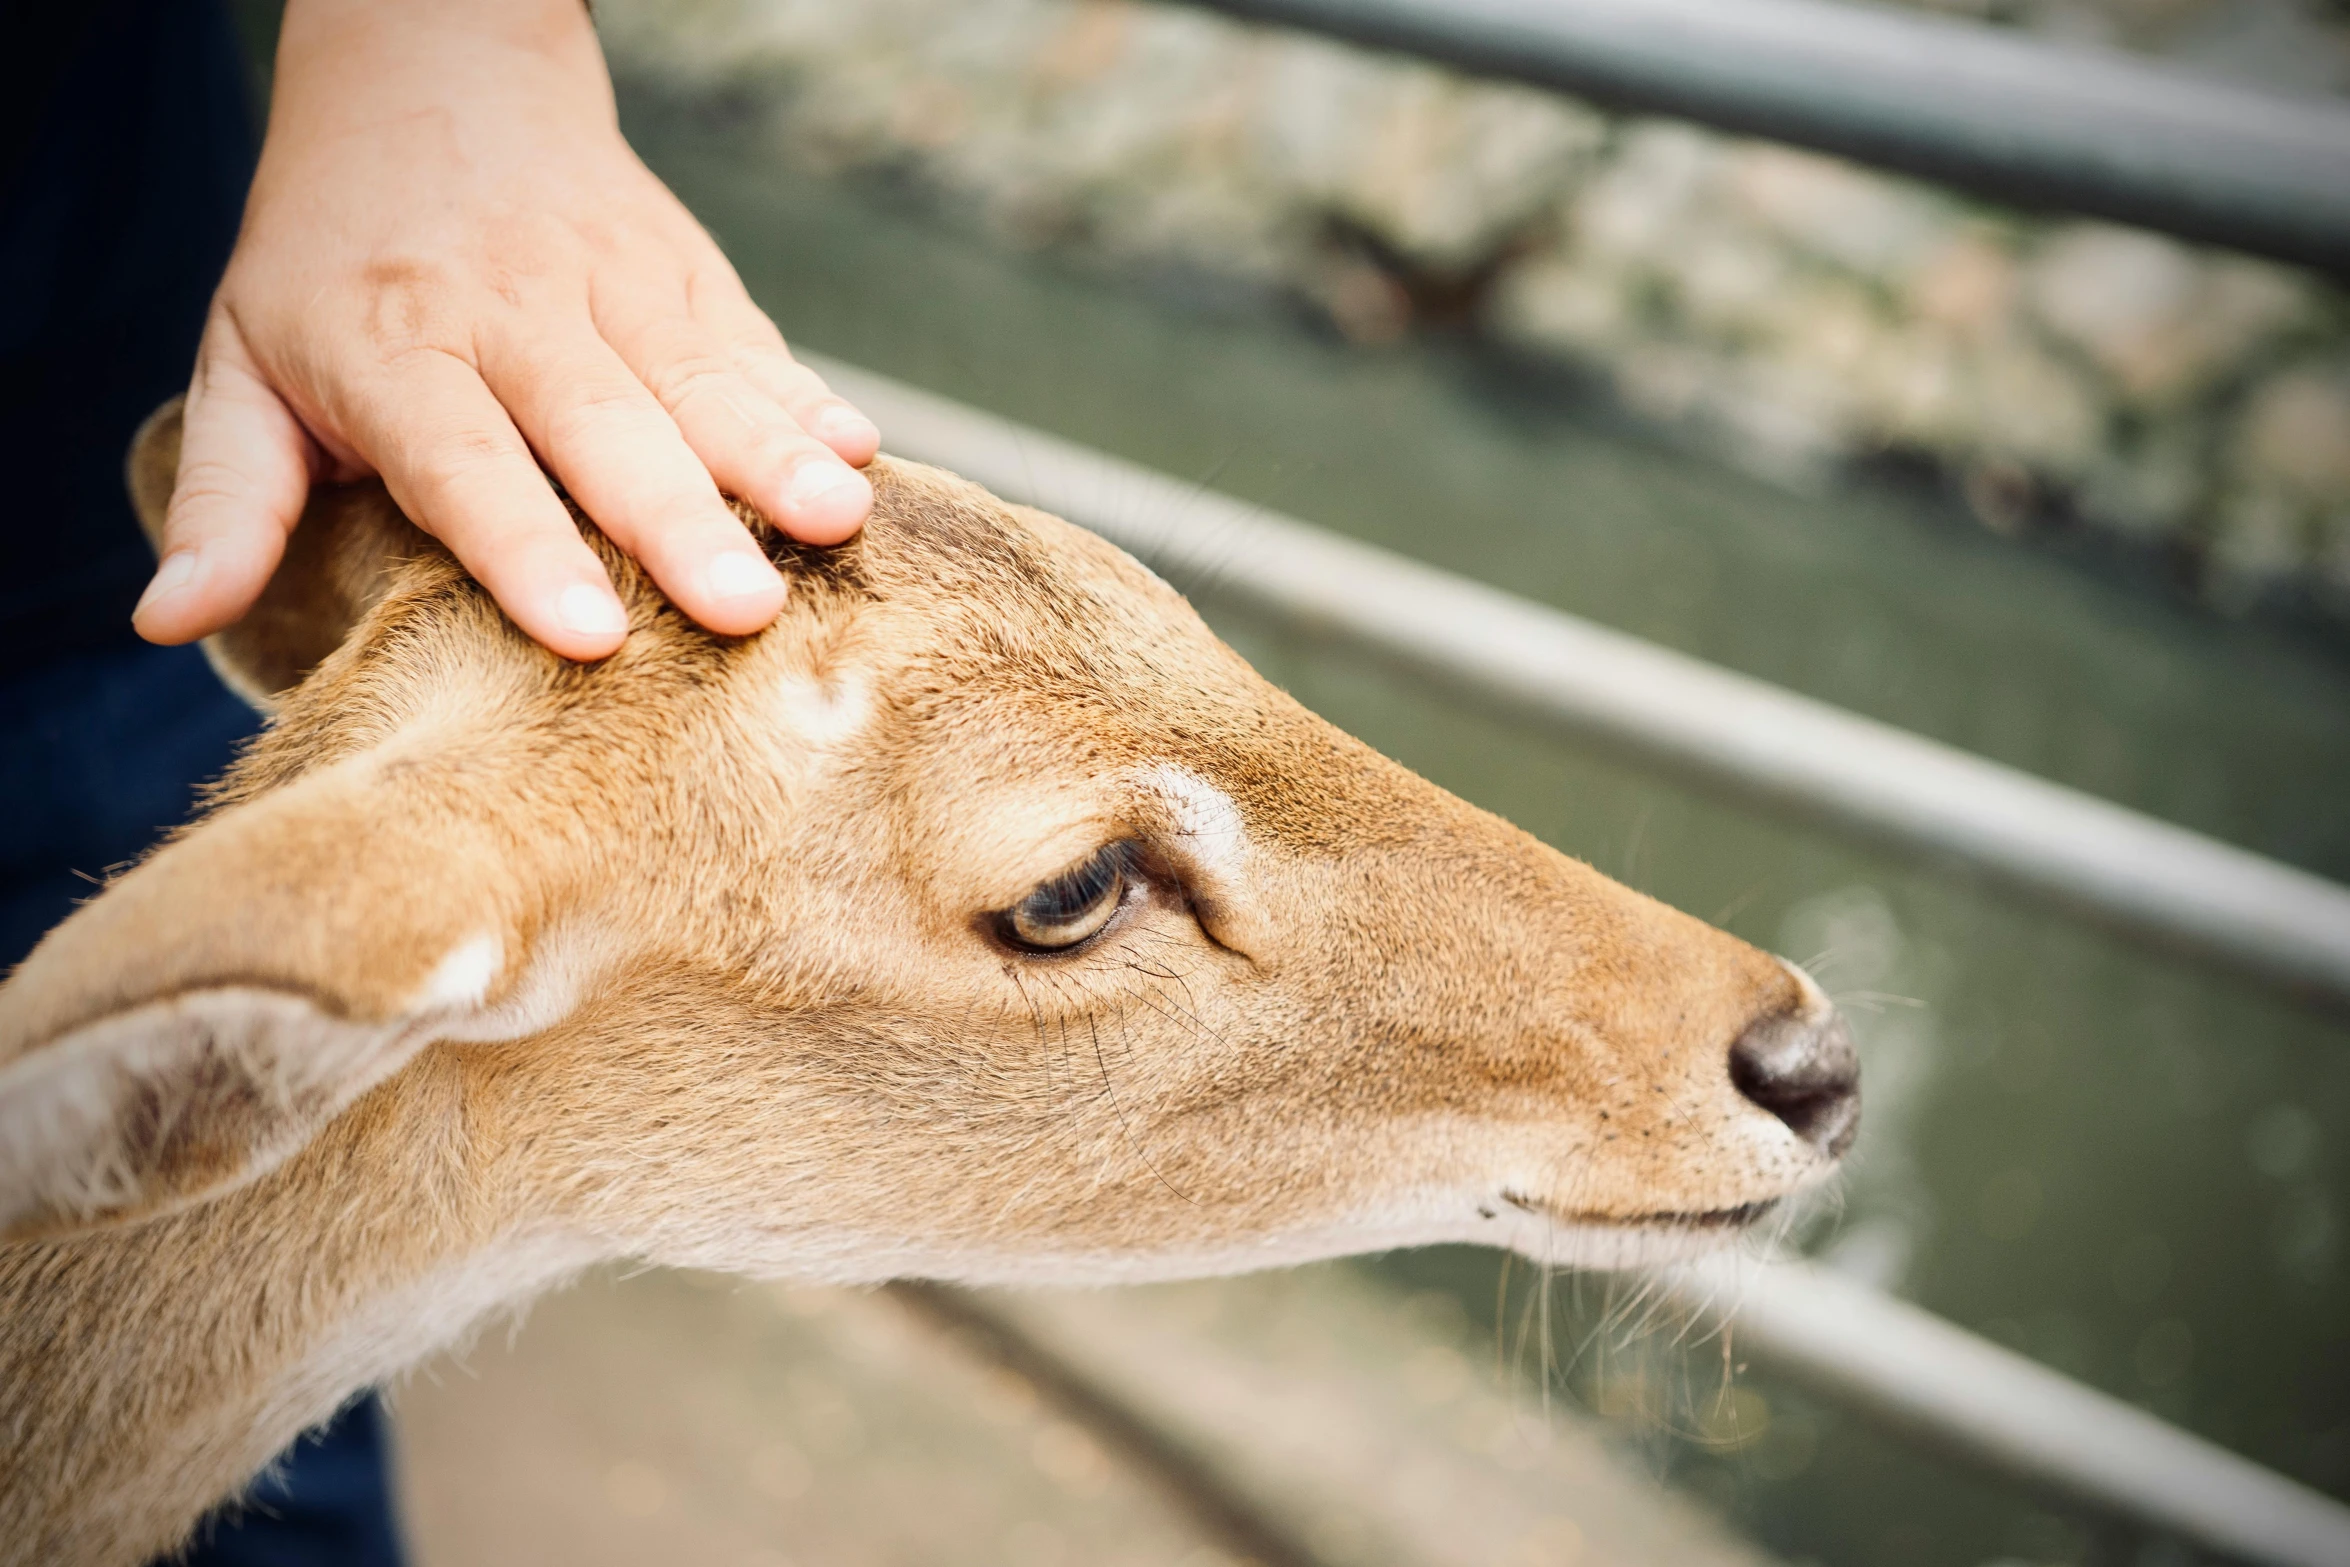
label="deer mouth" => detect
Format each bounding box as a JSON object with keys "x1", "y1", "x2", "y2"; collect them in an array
[
  {"x1": 1479, "y1": 1189, "x2": 1786, "y2": 1270},
  {"x1": 1631, "y1": 1198, "x2": 1784, "y2": 1230},
  {"x1": 1501, "y1": 1189, "x2": 1782, "y2": 1233}
]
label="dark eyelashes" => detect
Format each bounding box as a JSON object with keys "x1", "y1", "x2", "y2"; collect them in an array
[
  {"x1": 996, "y1": 841, "x2": 1140, "y2": 954},
  {"x1": 1028, "y1": 844, "x2": 1129, "y2": 921}
]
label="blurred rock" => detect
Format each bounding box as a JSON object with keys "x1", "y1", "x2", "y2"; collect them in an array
[
  {"x1": 1907, "y1": 233, "x2": 2019, "y2": 340},
  {"x1": 1306, "y1": 251, "x2": 1416, "y2": 345},
  {"x1": 1669, "y1": 231, "x2": 1798, "y2": 341},
  {"x1": 2235, "y1": 363, "x2": 2350, "y2": 498},
  {"x1": 1867, "y1": 327, "x2": 1972, "y2": 448},
  {"x1": 1726, "y1": 143, "x2": 1946, "y2": 275},
  {"x1": 1484, "y1": 254, "x2": 1638, "y2": 358},
  {"x1": 2029, "y1": 226, "x2": 2202, "y2": 388},
  {"x1": 1329, "y1": 73, "x2": 1600, "y2": 272},
  {"x1": 2078, "y1": 430, "x2": 2204, "y2": 538},
  {"x1": 2029, "y1": 225, "x2": 2316, "y2": 407},
  {"x1": 1571, "y1": 122, "x2": 1718, "y2": 264},
  {"x1": 1970, "y1": 335, "x2": 2108, "y2": 477},
  {"x1": 1713, "y1": 355, "x2": 1862, "y2": 484},
  {"x1": 2215, "y1": 361, "x2": 2350, "y2": 598}
]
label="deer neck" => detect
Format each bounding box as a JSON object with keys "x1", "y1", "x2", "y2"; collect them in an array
[{"x1": 0, "y1": 1051, "x2": 592, "y2": 1567}]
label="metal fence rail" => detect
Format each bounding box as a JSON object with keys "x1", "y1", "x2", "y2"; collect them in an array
[
  {"x1": 1172, "y1": 0, "x2": 2350, "y2": 275},
  {"x1": 912, "y1": 1264, "x2": 2350, "y2": 1567},
  {"x1": 1668, "y1": 1256, "x2": 2350, "y2": 1567},
  {"x1": 810, "y1": 355, "x2": 2350, "y2": 1014}
]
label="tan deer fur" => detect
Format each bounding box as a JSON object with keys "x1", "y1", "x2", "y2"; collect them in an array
[{"x1": 0, "y1": 402, "x2": 1846, "y2": 1566}]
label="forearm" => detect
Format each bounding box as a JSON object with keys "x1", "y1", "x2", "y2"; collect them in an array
[{"x1": 265, "y1": 0, "x2": 617, "y2": 175}]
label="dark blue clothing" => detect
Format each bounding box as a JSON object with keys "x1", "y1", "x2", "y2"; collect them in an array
[
  {"x1": 3, "y1": 4, "x2": 408, "y2": 1563},
  {"x1": 0, "y1": 0, "x2": 258, "y2": 665},
  {"x1": 177, "y1": 1396, "x2": 407, "y2": 1567},
  {"x1": 0, "y1": 639, "x2": 256, "y2": 964}
]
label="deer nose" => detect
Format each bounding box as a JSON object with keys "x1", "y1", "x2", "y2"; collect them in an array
[{"x1": 1729, "y1": 1005, "x2": 1861, "y2": 1158}]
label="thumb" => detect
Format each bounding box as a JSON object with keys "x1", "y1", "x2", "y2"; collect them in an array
[{"x1": 134, "y1": 317, "x2": 319, "y2": 647}]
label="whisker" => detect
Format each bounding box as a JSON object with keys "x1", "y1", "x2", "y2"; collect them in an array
[{"x1": 1085, "y1": 1013, "x2": 1200, "y2": 1208}]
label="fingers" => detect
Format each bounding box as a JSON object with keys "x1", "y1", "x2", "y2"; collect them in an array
[
  {"x1": 478, "y1": 329, "x2": 797, "y2": 636},
  {"x1": 173, "y1": 273, "x2": 877, "y2": 659},
  {"x1": 135, "y1": 325, "x2": 316, "y2": 646},
  {"x1": 652, "y1": 354, "x2": 874, "y2": 549},
  {"x1": 734, "y1": 341, "x2": 883, "y2": 474},
  {"x1": 602, "y1": 299, "x2": 874, "y2": 545},
  {"x1": 357, "y1": 348, "x2": 634, "y2": 661},
  {"x1": 715, "y1": 314, "x2": 882, "y2": 471},
  {"x1": 672, "y1": 268, "x2": 880, "y2": 471}
]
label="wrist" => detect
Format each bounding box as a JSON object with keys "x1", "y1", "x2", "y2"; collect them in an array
[{"x1": 270, "y1": 0, "x2": 611, "y2": 136}]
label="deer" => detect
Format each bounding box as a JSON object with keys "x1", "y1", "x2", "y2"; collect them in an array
[{"x1": 0, "y1": 399, "x2": 1858, "y2": 1567}]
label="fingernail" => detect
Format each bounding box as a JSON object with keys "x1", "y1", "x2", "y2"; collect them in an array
[
  {"x1": 555, "y1": 582, "x2": 629, "y2": 639},
  {"x1": 815, "y1": 403, "x2": 878, "y2": 447},
  {"x1": 787, "y1": 459, "x2": 860, "y2": 510},
  {"x1": 707, "y1": 548, "x2": 784, "y2": 604},
  {"x1": 135, "y1": 549, "x2": 203, "y2": 616}
]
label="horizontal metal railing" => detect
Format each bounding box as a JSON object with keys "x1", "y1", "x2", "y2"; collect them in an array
[
  {"x1": 813, "y1": 355, "x2": 2350, "y2": 1562},
  {"x1": 1172, "y1": 0, "x2": 2350, "y2": 275},
  {"x1": 1667, "y1": 1256, "x2": 2350, "y2": 1567},
  {"x1": 907, "y1": 1262, "x2": 2350, "y2": 1567},
  {"x1": 811, "y1": 355, "x2": 2350, "y2": 1015}
]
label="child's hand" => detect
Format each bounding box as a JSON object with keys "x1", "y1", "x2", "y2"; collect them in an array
[{"x1": 134, "y1": 0, "x2": 876, "y2": 661}]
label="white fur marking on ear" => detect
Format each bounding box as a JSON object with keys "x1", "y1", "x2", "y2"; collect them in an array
[
  {"x1": 0, "y1": 926, "x2": 605, "y2": 1234},
  {"x1": 413, "y1": 935, "x2": 502, "y2": 1013},
  {"x1": 1136, "y1": 764, "x2": 1249, "y2": 879},
  {"x1": 0, "y1": 991, "x2": 418, "y2": 1234},
  {"x1": 430, "y1": 921, "x2": 601, "y2": 1046}
]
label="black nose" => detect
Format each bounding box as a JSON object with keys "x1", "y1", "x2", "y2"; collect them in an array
[{"x1": 1730, "y1": 1006, "x2": 1861, "y2": 1157}]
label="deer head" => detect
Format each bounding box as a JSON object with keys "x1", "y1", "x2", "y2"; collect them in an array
[{"x1": 0, "y1": 401, "x2": 1854, "y2": 1565}]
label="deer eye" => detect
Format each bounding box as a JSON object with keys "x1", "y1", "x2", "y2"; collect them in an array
[{"x1": 999, "y1": 843, "x2": 1134, "y2": 952}]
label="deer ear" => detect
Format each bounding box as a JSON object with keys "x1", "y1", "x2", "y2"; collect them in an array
[
  {"x1": 129, "y1": 399, "x2": 423, "y2": 712},
  {"x1": 0, "y1": 765, "x2": 580, "y2": 1243}
]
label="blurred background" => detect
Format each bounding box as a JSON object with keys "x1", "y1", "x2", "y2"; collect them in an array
[{"x1": 227, "y1": 1, "x2": 2348, "y2": 1564}]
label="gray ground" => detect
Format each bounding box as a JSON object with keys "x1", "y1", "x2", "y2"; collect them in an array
[{"x1": 391, "y1": 1265, "x2": 1775, "y2": 1567}]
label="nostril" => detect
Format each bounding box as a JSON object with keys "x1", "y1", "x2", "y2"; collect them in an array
[{"x1": 1729, "y1": 1008, "x2": 1861, "y2": 1158}]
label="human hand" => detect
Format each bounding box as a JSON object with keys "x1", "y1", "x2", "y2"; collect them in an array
[{"x1": 134, "y1": 0, "x2": 877, "y2": 661}]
